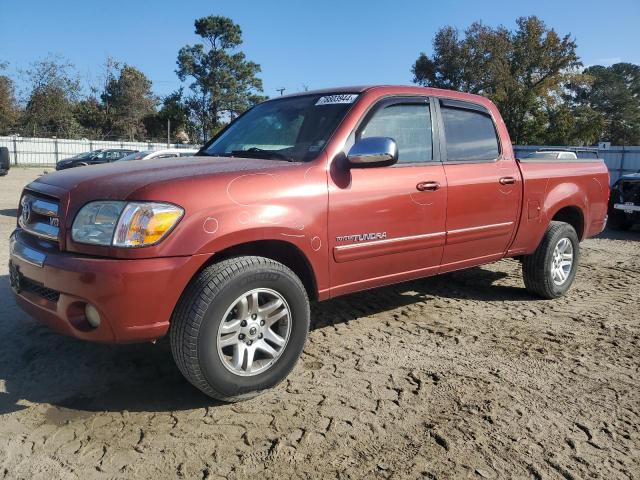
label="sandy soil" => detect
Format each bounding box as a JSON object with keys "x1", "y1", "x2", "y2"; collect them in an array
[{"x1": 0, "y1": 168, "x2": 638, "y2": 479}]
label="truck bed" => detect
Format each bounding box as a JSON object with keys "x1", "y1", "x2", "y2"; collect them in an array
[{"x1": 507, "y1": 158, "x2": 610, "y2": 256}]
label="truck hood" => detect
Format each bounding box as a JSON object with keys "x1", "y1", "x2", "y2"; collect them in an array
[
  {"x1": 32, "y1": 156, "x2": 294, "y2": 200},
  {"x1": 620, "y1": 172, "x2": 640, "y2": 181}
]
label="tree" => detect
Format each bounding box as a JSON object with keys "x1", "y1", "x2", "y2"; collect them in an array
[
  {"x1": 176, "y1": 15, "x2": 265, "y2": 140},
  {"x1": 571, "y1": 63, "x2": 640, "y2": 144},
  {"x1": 22, "y1": 56, "x2": 82, "y2": 137},
  {"x1": 101, "y1": 65, "x2": 157, "y2": 140},
  {"x1": 412, "y1": 16, "x2": 581, "y2": 144},
  {"x1": 75, "y1": 95, "x2": 107, "y2": 139},
  {"x1": 144, "y1": 89, "x2": 196, "y2": 142},
  {"x1": 531, "y1": 104, "x2": 603, "y2": 146},
  {"x1": 0, "y1": 63, "x2": 19, "y2": 135}
]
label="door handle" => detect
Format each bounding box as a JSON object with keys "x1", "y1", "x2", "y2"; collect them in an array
[
  {"x1": 499, "y1": 176, "x2": 516, "y2": 185},
  {"x1": 416, "y1": 181, "x2": 440, "y2": 191}
]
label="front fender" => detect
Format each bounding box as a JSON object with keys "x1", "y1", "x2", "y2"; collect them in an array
[{"x1": 159, "y1": 161, "x2": 330, "y2": 293}]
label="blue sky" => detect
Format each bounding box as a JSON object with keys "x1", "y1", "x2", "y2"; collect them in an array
[{"x1": 1, "y1": 0, "x2": 639, "y2": 99}]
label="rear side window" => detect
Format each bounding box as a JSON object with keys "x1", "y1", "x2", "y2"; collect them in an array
[
  {"x1": 360, "y1": 103, "x2": 433, "y2": 163},
  {"x1": 102, "y1": 151, "x2": 121, "y2": 160},
  {"x1": 441, "y1": 105, "x2": 499, "y2": 161}
]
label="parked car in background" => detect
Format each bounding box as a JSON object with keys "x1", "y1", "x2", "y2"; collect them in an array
[
  {"x1": 10, "y1": 85, "x2": 610, "y2": 402},
  {"x1": 525, "y1": 150, "x2": 578, "y2": 160},
  {"x1": 0, "y1": 147, "x2": 9, "y2": 176},
  {"x1": 608, "y1": 172, "x2": 640, "y2": 230},
  {"x1": 117, "y1": 149, "x2": 199, "y2": 161},
  {"x1": 55, "y1": 149, "x2": 137, "y2": 170},
  {"x1": 523, "y1": 148, "x2": 599, "y2": 161}
]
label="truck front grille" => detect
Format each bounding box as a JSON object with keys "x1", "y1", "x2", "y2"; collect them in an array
[
  {"x1": 9, "y1": 261, "x2": 60, "y2": 303},
  {"x1": 18, "y1": 191, "x2": 61, "y2": 245},
  {"x1": 621, "y1": 181, "x2": 640, "y2": 204},
  {"x1": 22, "y1": 277, "x2": 61, "y2": 303}
]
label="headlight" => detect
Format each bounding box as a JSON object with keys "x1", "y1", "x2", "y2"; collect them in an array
[
  {"x1": 113, "y1": 202, "x2": 184, "y2": 247},
  {"x1": 72, "y1": 201, "x2": 183, "y2": 247},
  {"x1": 72, "y1": 201, "x2": 126, "y2": 245}
]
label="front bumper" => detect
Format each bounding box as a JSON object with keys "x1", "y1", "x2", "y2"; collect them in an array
[
  {"x1": 613, "y1": 203, "x2": 640, "y2": 213},
  {"x1": 9, "y1": 229, "x2": 210, "y2": 343}
]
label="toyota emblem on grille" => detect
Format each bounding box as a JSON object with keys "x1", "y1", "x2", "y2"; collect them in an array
[{"x1": 21, "y1": 199, "x2": 31, "y2": 224}]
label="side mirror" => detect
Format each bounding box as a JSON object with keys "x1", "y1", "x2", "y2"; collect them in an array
[{"x1": 347, "y1": 137, "x2": 398, "y2": 167}]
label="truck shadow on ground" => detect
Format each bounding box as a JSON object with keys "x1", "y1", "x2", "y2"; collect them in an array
[
  {"x1": 596, "y1": 227, "x2": 639, "y2": 241},
  {"x1": 0, "y1": 208, "x2": 17, "y2": 218},
  {"x1": 0, "y1": 264, "x2": 535, "y2": 415}
]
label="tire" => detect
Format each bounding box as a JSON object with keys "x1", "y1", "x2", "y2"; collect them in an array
[
  {"x1": 522, "y1": 221, "x2": 580, "y2": 299},
  {"x1": 0, "y1": 147, "x2": 10, "y2": 172},
  {"x1": 617, "y1": 221, "x2": 632, "y2": 231},
  {"x1": 608, "y1": 212, "x2": 632, "y2": 231},
  {"x1": 170, "y1": 256, "x2": 310, "y2": 402}
]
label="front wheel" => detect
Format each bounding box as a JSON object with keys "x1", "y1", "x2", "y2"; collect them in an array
[
  {"x1": 522, "y1": 221, "x2": 580, "y2": 299},
  {"x1": 608, "y1": 211, "x2": 632, "y2": 231},
  {"x1": 170, "y1": 256, "x2": 310, "y2": 402}
]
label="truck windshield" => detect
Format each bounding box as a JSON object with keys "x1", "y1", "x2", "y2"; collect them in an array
[
  {"x1": 199, "y1": 93, "x2": 359, "y2": 162},
  {"x1": 71, "y1": 149, "x2": 102, "y2": 160}
]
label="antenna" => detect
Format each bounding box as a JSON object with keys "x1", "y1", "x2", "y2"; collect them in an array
[{"x1": 276, "y1": 88, "x2": 286, "y2": 96}]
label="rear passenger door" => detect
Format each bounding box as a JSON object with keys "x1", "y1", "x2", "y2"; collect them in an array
[{"x1": 437, "y1": 99, "x2": 521, "y2": 272}]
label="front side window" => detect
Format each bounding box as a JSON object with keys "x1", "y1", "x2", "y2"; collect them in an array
[
  {"x1": 200, "y1": 93, "x2": 358, "y2": 162},
  {"x1": 441, "y1": 106, "x2": 499, "y2": 161},
  {"x1": 360, "y1": 103, "x2": 433, "y2": 163}
]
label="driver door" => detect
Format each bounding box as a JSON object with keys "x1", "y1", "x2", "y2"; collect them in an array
[{"x1": 328, "y1": 97, "x2": 447, "y2": 297}]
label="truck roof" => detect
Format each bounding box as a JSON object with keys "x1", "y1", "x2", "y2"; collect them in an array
[
  {"x1": 275, "y1": 85, "x2": 492, "y2": 105},
  {"x1": 277, "y1": 86, "x2": 371, "y2": 99}
]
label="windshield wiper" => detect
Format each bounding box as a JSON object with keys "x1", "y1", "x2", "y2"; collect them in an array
[
  {"x1": 231, "y1": 148, "x2": 294, "y2": 162},
  {"x1": 196, "y1": 151, "x2": 231, "y2": 157}
]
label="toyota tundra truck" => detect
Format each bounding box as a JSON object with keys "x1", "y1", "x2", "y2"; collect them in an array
[{"x1": 9, "y1": 86, "x2": 610, "y2": 401}]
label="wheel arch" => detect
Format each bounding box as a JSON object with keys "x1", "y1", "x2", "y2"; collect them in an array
[
  {"x1": 185, "y1": 239, "x2": 319, "y2": 303},
  {"x1": 550, "y1": 205, "x2": 585, "y2": 240}
]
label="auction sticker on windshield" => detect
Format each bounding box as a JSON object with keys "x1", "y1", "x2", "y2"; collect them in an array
[{"x1": 315, "y1": 94, "x2": 359, "y2": 105}]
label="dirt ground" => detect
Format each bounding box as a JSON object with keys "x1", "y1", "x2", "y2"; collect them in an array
[{"x1": 0, "y1": 168, "x2": 638, "y2": 479}]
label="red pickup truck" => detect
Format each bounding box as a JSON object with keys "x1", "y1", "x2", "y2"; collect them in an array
[{"x1": 9, "y1": 86, "x2": 609, "y2": 401}]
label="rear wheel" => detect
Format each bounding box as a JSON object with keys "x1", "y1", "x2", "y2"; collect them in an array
[
  {"x1": 522, "y1": 221, "x2": 580, "y2": 299},
  {"x1": 170, "y1": 256, "x2": 310, "y2": 402},
  {"x1": 0, "y1": 147, "x2": 9, "y2": 174}
]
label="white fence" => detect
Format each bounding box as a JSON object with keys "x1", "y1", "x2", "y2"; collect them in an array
[
  {"x1": 513, "y1": 145, "x2": 640, "y2": 184},
  {"x1": 0, "y1": 136, "x2": 200, "y2": 166},
  {"x1": 2, "y1": 136, "x2": 639, "y2": 184}
]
